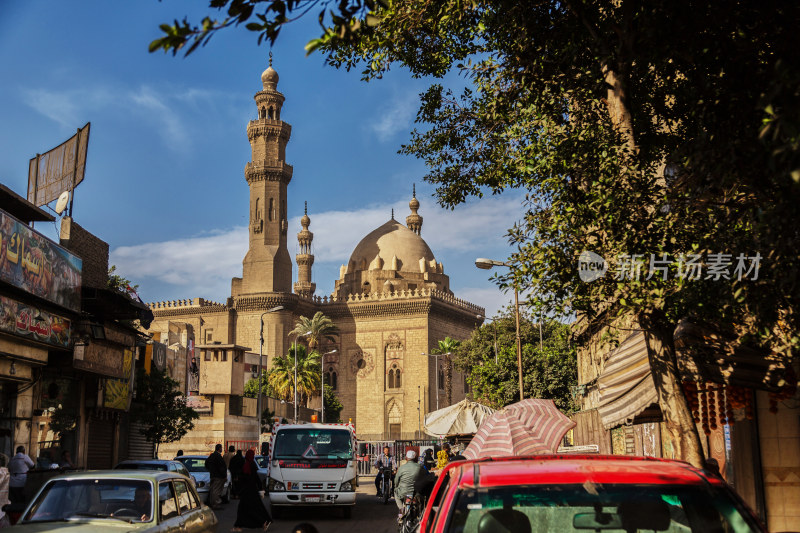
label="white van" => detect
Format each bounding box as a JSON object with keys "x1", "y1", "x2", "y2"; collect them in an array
[{"x1": 267, "y1": 422, "x2": 357, "y2": 518}]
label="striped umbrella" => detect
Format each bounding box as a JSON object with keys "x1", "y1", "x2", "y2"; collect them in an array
[{"x1": 463, "y1": 399, "x2": 576, "y2": 460}]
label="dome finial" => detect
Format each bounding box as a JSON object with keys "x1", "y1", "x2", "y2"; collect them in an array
[
  {"x1": 261, "y1": 54, "x2": 279, "y2": 90},
  {"x1": 304, "y1": 200, "x2": 307, "y2": 216},
  {"x1": 413, "y1": 183, "x2": 416, "y2": 198}
]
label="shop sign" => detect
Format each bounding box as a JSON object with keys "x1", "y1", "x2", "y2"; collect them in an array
[
  {"x1": 186, "y1": 395, "x2": 212, "y2": 413},
  {"x1": 103, "y1": 348, "x2": 135, "y2": 410},
  {"x1": 0, "y1": 295, "x2": 71, "y2": 348},
  {"x1": 0, "y1": 209, "x2": 82, "y2": 312}
]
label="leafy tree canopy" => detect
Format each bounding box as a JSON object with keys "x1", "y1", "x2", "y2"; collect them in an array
[
  {"x1": 323, "y1": 387, "x2": 344, "y2": 423},
  {"x1": 153, "y1": 0, "x2": 800, "y2": 466},
  {"x1": 455, "y1": 308, "x2": 578, "y2": 413},
  {"x1": 268, "y1": 345, "x2": 321, "y2": 404},
  {"x1": 290, "y1": 312, "x2": 339, "y2": 351},
  {"x1": 129, "y1": 368, "x2": 198, "y2": 456}
]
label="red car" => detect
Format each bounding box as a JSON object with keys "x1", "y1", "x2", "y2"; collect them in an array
[{"x1": 419, "y1": 454, "x2": 765, "y2": 533}]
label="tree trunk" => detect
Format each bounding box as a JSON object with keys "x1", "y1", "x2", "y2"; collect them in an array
[{"x1": 639, "y1": 311, "x2": 704, "y2": 468}]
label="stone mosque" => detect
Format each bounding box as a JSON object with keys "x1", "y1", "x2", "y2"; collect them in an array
[{"x1": 147, "y1": 59, "x2": 484, "y2": 440}]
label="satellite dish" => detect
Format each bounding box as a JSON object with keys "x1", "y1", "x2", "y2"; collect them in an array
[{"x1": 54, "y1": 191, "x2": 70, "y2": 215}]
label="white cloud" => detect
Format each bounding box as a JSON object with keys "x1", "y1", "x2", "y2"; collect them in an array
[
  {"x1": 370, "y1": 93, "x2": 417, "y2": 141},
  {"x1": 110, "y1": 227, "x2": 248, "y2": 302},
  {"x1": 113, "y1": 193, "x2": 527, "y2": 306},
  {"x1": 453, "y1": 287, "x2": 515, "y2": 318},
  {"x1": 22, "y1": 83, "x2": 230, "y2": 152},
  {"x1": 294, "y1": 194, "x2": 524, "y2": 265},
  {"x1": 22, "y1": 87, "x2": 113, "y2": 127},
  {"x1": 129, "y1": 85, "x2": 189, "y2": 151}
]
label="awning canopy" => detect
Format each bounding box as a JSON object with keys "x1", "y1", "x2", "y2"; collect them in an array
[
  {"x1": 596, "y1": 331, "x2": 660, "y2": 430},
  {"x1": 424, "y1": 398, "x2": 495, "y2": 437}
]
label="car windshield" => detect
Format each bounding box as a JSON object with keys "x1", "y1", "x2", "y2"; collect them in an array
[
  {"x1": 255, "y1": 456, "x2": 269, "y2": 468},
  {"x1": 447, "y1": 483, "x2": 759, "y2": 533},
  {"x1": 116, "y1": 463, "x2": 167, "y2": 471},
  {"x1": 23, "y1": 478, "x2": 153, "y2": 523},
  {"x1": 273, "y1": 428, "x2": 353, "y2": 460},
  {"x1": 178, "y1": 457, "x2": 208, "y2": 473}
]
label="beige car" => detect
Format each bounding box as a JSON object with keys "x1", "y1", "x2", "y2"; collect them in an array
[{"x1": 14, "y1": 470, "x2": 218, "y2": 532}]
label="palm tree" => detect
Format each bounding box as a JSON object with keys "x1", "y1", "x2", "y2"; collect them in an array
[
  {"x1": 268, "y1": 345, "x2": 321, "y2": 406},
  {"x1": 433, "y1": 337, "x2": 461, "y2": 405},
  {"x1": 290, "y1": 312, "x2": 339, "y2": 352}
]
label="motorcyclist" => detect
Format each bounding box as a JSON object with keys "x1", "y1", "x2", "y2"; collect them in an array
[
  {"x1": 374, "y1": 446, "x2": 396, "y2": 497},
  {"x1": 394, "y1": 450, "x2": 426, "y2": 514}
]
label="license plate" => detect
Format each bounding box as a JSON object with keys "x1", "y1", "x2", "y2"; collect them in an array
[{"x1": 304, "y1": 495, "x2": 321, "y2": 503}]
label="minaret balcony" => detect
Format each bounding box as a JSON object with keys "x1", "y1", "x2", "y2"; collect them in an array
[
  {"x1": 245, "y1": 161, "x2": 294, "y2": 183},
  {"x1": 247, "y1": 119, "x2": 292, "y2": 141}
]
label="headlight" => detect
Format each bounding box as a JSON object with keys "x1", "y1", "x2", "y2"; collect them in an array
[
  {"x1": 341, "y1": 479, "x2": 355, "y2": 492},
  {"x1": 268, "y1": 478, "x2": 285, "y2": 492},
  {"x1": 196, "y1": 480, "x2": 206, "y2": 488}
]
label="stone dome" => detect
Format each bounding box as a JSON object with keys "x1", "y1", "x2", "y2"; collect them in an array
[
  {"x1": 261, "y1": 66, "x2": 279, "y2": 90},
  {"x1": 348, "y1": 219, "x2": 436, "y2": 273}
]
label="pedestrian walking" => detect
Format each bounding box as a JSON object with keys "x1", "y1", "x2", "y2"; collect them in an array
[
  {"x1": 223, "y1": 445, "x2": 235, "y2": 469},
  {"x1": 229, "y1": 450, "x2": 244, "y2": 498},
  {"x1": 231, "y1": 449, "x2": 271, "y2": 532},
  {"x1": 205, "y1": 444, "x2": 227, "y2": 509},
  {"x1": 8, "y1": 446, "x2": 33, "y2": 503}
]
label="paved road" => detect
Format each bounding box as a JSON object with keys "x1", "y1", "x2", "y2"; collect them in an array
[{"x1": 213, "y1": 482, "x2": 400, "y2": 533}]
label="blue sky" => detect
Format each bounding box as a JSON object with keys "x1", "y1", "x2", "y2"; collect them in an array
[{"x1": 0, "y1": 1, "x2": 525, "y2": 317}]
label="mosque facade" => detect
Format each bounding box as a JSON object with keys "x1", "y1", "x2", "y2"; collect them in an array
[{"x1": 147, "y1": 60, "x2": 484, "y2": 441}]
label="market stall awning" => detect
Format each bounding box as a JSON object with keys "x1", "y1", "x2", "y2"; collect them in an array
[
  {"x1": 424, "y1": 398, "x2": 495, "y2": 437},
  {"x1": 597, "y1": 331, "x2": 660, "y2": 430}
]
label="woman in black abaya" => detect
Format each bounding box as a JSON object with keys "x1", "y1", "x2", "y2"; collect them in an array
[{"x1": 231, "y1": 449, "x2": 272, "y2": 531}]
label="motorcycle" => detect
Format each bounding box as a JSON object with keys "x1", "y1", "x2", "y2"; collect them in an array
[
  {"x1": 377, "y1": 466, "x2": 394, "y2": 505},
  {"x1": 398, "y1": 492, "x2": 424, "y2": 533}
]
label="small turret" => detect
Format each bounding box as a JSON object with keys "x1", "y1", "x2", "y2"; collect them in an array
[
  {"x1": 406, "y1": 183, "x2": 423, "y2": 235},
  {"x1": 294, "y1": 201, "x2": 316, "y2": 298}
]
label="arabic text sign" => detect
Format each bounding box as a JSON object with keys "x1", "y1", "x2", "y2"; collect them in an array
[
  {"x1": 27, "y1": 122, "x2": 90, "y2": 207},
  {"x1": 186, "y1": 395, "x2": 212, "y2": 413},
  {"x1": 0, "y1": 209, "x2": 82, "y2": 312},
  {"x1": 0, "y1": 295, "x2": 72, "y2": 348}
]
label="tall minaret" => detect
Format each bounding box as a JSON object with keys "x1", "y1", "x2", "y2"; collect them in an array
[
  {"x1": 294, "y1": 201, "x2": 316, "y2": 298},
  {"x1": 406, "y1": 183, "x2": 423, "y2": 235},
  {"x1": 238, "y1": 54, "x2": 293, "y2": 294}
]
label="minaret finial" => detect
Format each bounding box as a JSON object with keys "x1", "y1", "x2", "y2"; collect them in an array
[
  {"x1": 269, "y1": 51, "x2": 273, "y2": 67},
  {"x1": 391, "y1": 208, "x2": 395, "y2": 219},
  {"x1": 304, "y1": 200, "x2": 307, "y2": 215},
  {"x1": 406, "y1": 183, "x2": 423, "y2": 235}
]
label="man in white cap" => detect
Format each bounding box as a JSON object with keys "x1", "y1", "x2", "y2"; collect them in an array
[{"x1": 393, "y1": 450, "x2": 425, "y2": 513}]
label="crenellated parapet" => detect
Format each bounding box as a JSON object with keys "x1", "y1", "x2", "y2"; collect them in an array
[
  {"x1": 296, "y1": 287, "x2": 484, "y2": 318},
  {"x1": 149, "y1": 298, "x2": 228, "y2": 317},
  {"x1": 148, "y1": 298, "x2": 226, "y2": 309}
]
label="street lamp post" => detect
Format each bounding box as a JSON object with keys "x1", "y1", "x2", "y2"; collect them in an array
[
  {"x1": 320, "y1": 349, "x2": 337, "y2": 423},
  {"x1": 258, "y1": 306, "x2": 284, "y2": 450},
  {"x1": 292, "y1": 330, "x2": 312, "y2": 423},
  {"x1": 475, "y1": 258, "x2": 524, "y2": 401},
  {"x1": 421, "y1": 352, "x2": 451, "y2": 411}
]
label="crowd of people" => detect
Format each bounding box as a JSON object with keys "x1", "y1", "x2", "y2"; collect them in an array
[{"x1": 373, "y1": 441, "x2": 462, "y2": 521}]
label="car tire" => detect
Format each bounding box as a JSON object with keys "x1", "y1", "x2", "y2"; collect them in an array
[{"x1": 342, "y1": 506, "x2": 352, "y2": 519}]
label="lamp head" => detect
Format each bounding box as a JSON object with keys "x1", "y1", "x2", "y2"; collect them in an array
[{"x1": 475, "y1": 258, "x2": 495, "y2": 270}]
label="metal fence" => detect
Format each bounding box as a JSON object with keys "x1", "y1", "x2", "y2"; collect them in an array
[{"x1": 356, "y1": 439, "x2": 439, "y2": 477}]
